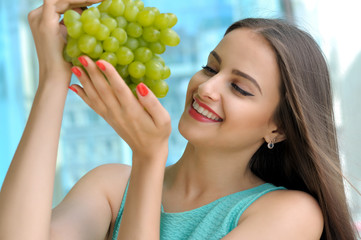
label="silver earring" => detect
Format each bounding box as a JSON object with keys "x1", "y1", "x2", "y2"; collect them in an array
[{"x1": 267, "y1": 139, "x2": 275, "y2": 149}]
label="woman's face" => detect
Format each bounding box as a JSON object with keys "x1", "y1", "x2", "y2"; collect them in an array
[{"x1": 178, "y1": 28, "x2": 282, "y2": 153}]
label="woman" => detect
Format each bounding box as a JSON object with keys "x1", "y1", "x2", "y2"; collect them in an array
[{"x1": 0, "y1": 0, "x2": 358, "y2": 239}]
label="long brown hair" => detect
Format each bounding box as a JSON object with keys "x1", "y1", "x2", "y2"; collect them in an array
[{"x1": 225, "y1": 18, "x2": 358, "y2": 239}]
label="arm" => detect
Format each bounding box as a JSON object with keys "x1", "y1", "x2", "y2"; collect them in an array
[
  {"x1": 50, "y1": 163, "x2": 131, "y2": 240},
  {"x1": 70, "y1": 56, "x2": 171, "y2": 240},
  {"x1": 0, "y1": 1, "x2": 101, "y2": 239},
  {"x1": 222, "y1": 190, "x2": 324, "y2": 240}
]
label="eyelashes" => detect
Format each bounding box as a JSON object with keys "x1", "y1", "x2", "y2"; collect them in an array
[
  {"x1": 201, "y1": 65, "x2": 218, "y2": 75},
  {"x1": 231, "y1": 83, "x2": 254, "y2": 96},
  {"x1": 201, "y1": 65, "x2": 254, "y2": 97}
]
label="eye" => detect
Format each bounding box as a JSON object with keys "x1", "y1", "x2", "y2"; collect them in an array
[
  {"x1": 201, "y1": 65, "x2": 218, "y2": 75},
  {"x1": 231, "y1": 83, "x2": 254, "y2": 97}
]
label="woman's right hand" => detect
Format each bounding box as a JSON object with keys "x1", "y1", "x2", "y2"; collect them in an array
[
  {"x1": 69, "y1": 57, "x2": 172, "y2": 164},
  {"x1": 27, "y1": 0, "x2": 102, "y2": 84}
]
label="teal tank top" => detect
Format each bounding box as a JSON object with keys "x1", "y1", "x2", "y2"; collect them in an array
[{"x1": 112, "y1": 181, "x2": 285, "y2": 240}]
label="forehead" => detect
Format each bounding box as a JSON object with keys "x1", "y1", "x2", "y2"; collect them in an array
[{"x1": 212, "y1": 28, "x2": 280, "y2": 89}]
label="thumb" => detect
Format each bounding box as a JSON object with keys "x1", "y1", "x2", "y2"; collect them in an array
[{"x1": 136, "y1": 83, "x2": 170, "y2": 128}]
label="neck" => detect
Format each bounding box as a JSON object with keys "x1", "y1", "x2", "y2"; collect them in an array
[{"x1": 164, "y1": 143, "x2": 264, "y2": 199}]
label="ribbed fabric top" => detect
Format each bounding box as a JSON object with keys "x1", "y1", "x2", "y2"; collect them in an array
[{"x1": 112, "y1": 181, "x2": 285, "y2": 240}]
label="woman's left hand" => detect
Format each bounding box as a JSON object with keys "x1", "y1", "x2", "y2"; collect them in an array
[
  {"x1": 69, "y1": 56, "x2": 172, "y2": 163},
  {"x1": 28, "y1": 0, "x2": 102, "y2": 83}
]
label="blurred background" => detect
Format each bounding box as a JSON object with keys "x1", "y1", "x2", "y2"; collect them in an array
[{"x1": 1, "y1": 0, "x2": 360, "y2": 232}]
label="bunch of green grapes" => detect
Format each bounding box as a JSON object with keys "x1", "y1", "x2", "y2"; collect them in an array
[{"x1": 63, "y1": 0, "x2": 180, "y2": 98}]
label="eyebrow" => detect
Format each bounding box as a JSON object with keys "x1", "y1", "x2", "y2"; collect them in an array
[{"x1": 210, "y1": 50, "x2": 263, "y2": 95}]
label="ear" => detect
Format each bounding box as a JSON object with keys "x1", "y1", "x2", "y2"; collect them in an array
[{"x1": 264, "y1": 128, "x2": 286, "y2": 145}]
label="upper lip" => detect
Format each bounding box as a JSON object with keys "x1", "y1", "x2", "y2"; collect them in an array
[{"x1": 193, "y1": 97, "x2": 223, "y2": 120}]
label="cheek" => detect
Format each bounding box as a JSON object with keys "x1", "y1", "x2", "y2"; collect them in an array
[
  {"x1": 185, "y1": 71, "x2": 205, "y2": 100},
  {"x1": 224, "y1": 102, "x2": 275, "y2": 136}
]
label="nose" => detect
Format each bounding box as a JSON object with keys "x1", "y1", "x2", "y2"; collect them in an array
[{"x1": 197, "y1": 75, "x2": 222, "y2": 102}]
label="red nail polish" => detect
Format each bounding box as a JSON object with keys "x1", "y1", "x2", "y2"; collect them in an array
[
  {"x1": 136, "y1": 83, "x2": 149, "y2": 97},
  {"x1": 68, "y1": 86, "x2": 78, "y2": 94},
  {"x1": 78, "y1": 56, "x2": 88, "y2": 67},
  {"x1": 96, "y1": 61, "x2": 106, "y2": 71},
  {"x1": 71, "y1": 67, "x2": 81, "y2": 77}
]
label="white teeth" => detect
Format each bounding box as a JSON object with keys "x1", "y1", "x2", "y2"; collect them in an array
[{"x1": 192, "y1": 100, "x2": 221, "y2": 121}]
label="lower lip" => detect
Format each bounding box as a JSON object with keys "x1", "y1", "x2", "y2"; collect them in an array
[{"x1": 188, "y1": 104, "x2": 220, "y2": 123}]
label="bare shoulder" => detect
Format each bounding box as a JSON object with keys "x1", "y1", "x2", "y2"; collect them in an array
[
  {"x1": 84, "y1": 163, "x2": 132, "y2": 218},
  {"x1": 223, "y1": 189, "x2": 324, "y2": 240}
]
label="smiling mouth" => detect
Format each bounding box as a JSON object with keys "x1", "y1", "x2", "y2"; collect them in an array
[{"x1": 191, "y1": 100, "x2": 223, "y2": 122}]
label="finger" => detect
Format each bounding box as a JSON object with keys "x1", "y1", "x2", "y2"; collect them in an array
[
  {"x1": 28, "y1": 5, "x2": 43, "y2": 27},
  {"x1": 71, "y1": 66, "x2": 107, "y2": 115},
  {"x1": 95, "y1": 60, "x2": 138, "y2": 107},
  {"x1": 136, "y1": 83, "x2": 171, "y2": 128},
  {"x1": 55, "y1": 0, "x2": 102, "y2": 14},
  {"x1": 78, "y1": 56, "x2": 122, "y2": 110},
  {"x1": 42, "y1": 1, "x2": 60, "y2": 23},
  {"x1": 69, "y1": 83, "x2": 106, "y2": 116}
]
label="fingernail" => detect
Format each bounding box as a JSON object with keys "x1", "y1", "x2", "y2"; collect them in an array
[
  {"x1": 71, "y1": 66, "x2": 81, "y2": 77},
  {"x1": 78, "y1": 56, "x2": 88, "y2": 67},
  {"x1": 136, "y1": 83, "x2": 149, "y2": 97},
  {"x1": 68, "y1": 86, "x2": 78, "y2": 94},
  {"x1": 96, "y1": 61, "x2": 106, "y2": 71}
]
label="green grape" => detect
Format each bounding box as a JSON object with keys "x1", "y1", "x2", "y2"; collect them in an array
[
  {"x1": 100, "y1": 52, "x2": 118, "y2": 66},
  {"x1": 116, "y1": 46, "x2": 134, "y2": 65},
  {"x1": 80, "y1": 8, "x2": 98, "y2": 23},
  {"x1": 122, "y1": 0, "x2": 133, "y2": 5},
  {"x1": 152, "y1": 54, "x2": 165, "y2": 66},
  {"x1": 116, "y1": 16, "x2": 128, "y2": 28},
  {"x1": 116, "y1": 64, "x2": 129, "y2": 78},
  {"x1": 160, "y1": 28, "x2": 180, "y2": 46},
  {"x1": 149, "y1": 42, "x2": 165, "y2": 54},
  {"x1": 137, "y1": 8, "x2": 155, "y2": 26},
  {"x1": 145, "y1": 59, "x2": 163, "y2": 80},
  {"x1": 83, "y1": 18, "x2": 100, "y2": 35},
  {"x1": 97, "y1": 0, "x2": 112, "y2": 12},
  {"x1": 133, "y1": 0, "x2": 144, "y2": 10},
  {"x1": 144, "y1": 77, "x2": 157, "y2": 88},
  {"x1": 125, "y1": 37, "x2": 139, "y2": 50},
  {"x1": 126, "y1": 22, "x2": 143, "y2": 38},
  {"x1": 63, "y1": 46, "x2": 73, "y2": 62},
  {"x1": 128, "y1": 61, "x2": 146, "y2": 78},
  {"x1": 88, "y1": 42, "x2": 103, "y2": 59},
  {"x1": 167, "y1": 13, "x2": 178, "y2": 28},
  {"x1": 134, "y1": 47, "x2": 152, "y2": 62},
  {"x1": 124, "y1": 3, "x2": 139, "y2": 22},
  {"x1": 161, "y1": 65, "x2": 171, "y2": 79},
  {"x1": 150, "y1": 7, "x2": 160, "y2": 16},
  {"x1": 72, "y1": 57, "x2": 82, "y2": 67},
  {"x1": 95, "y1": 24, "x2": 110, "y2": 41},
  {"x1": 142, "y1": 26, "x2": 160, "y2": 42},
  {"x1": 109, "y1": 0, "x2": 125, "y2": 17},
  {"x1": 138, "y1": 38, "x2": 148, "y2": 47},
  {"x1": 103, "y1": 36, "x2": 120, "y2": 52},
  {"x1": 130, "y1": 76, "x2": 145, "y2": 84},
  {"x1": 111, "y1": 28, "x2": 128, "y2": 45},
  {"x1": 78, "y1": 34, "x2": 97, "y2": 53},
  {"x1": 100, "y1": 12, "x2": 111, "y2": 18},
  {"x1": 66, "y1": 38, "x2": 82, "y2": 57},
  {"x1": 63, "y1": 10, "x2": 80, "y2": 26},
  {"x1": 63, "y1": 0, "x2": 180, "y2": 98},
  {"x1": 87, "y1": 7, "x2": 101, "y2": 19},
  {"x1": 67, "y1": 21, "x2": 83, "y2": 39},
  {"x1": 154, "y1": 13, "x2": 169, "y2": 29},
  {"x1": 100, "y1": 16, "x2": 117, "y2": 32},
  {"x1": 150, "y1": 79, "x2": 169, "y2": 98}
]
